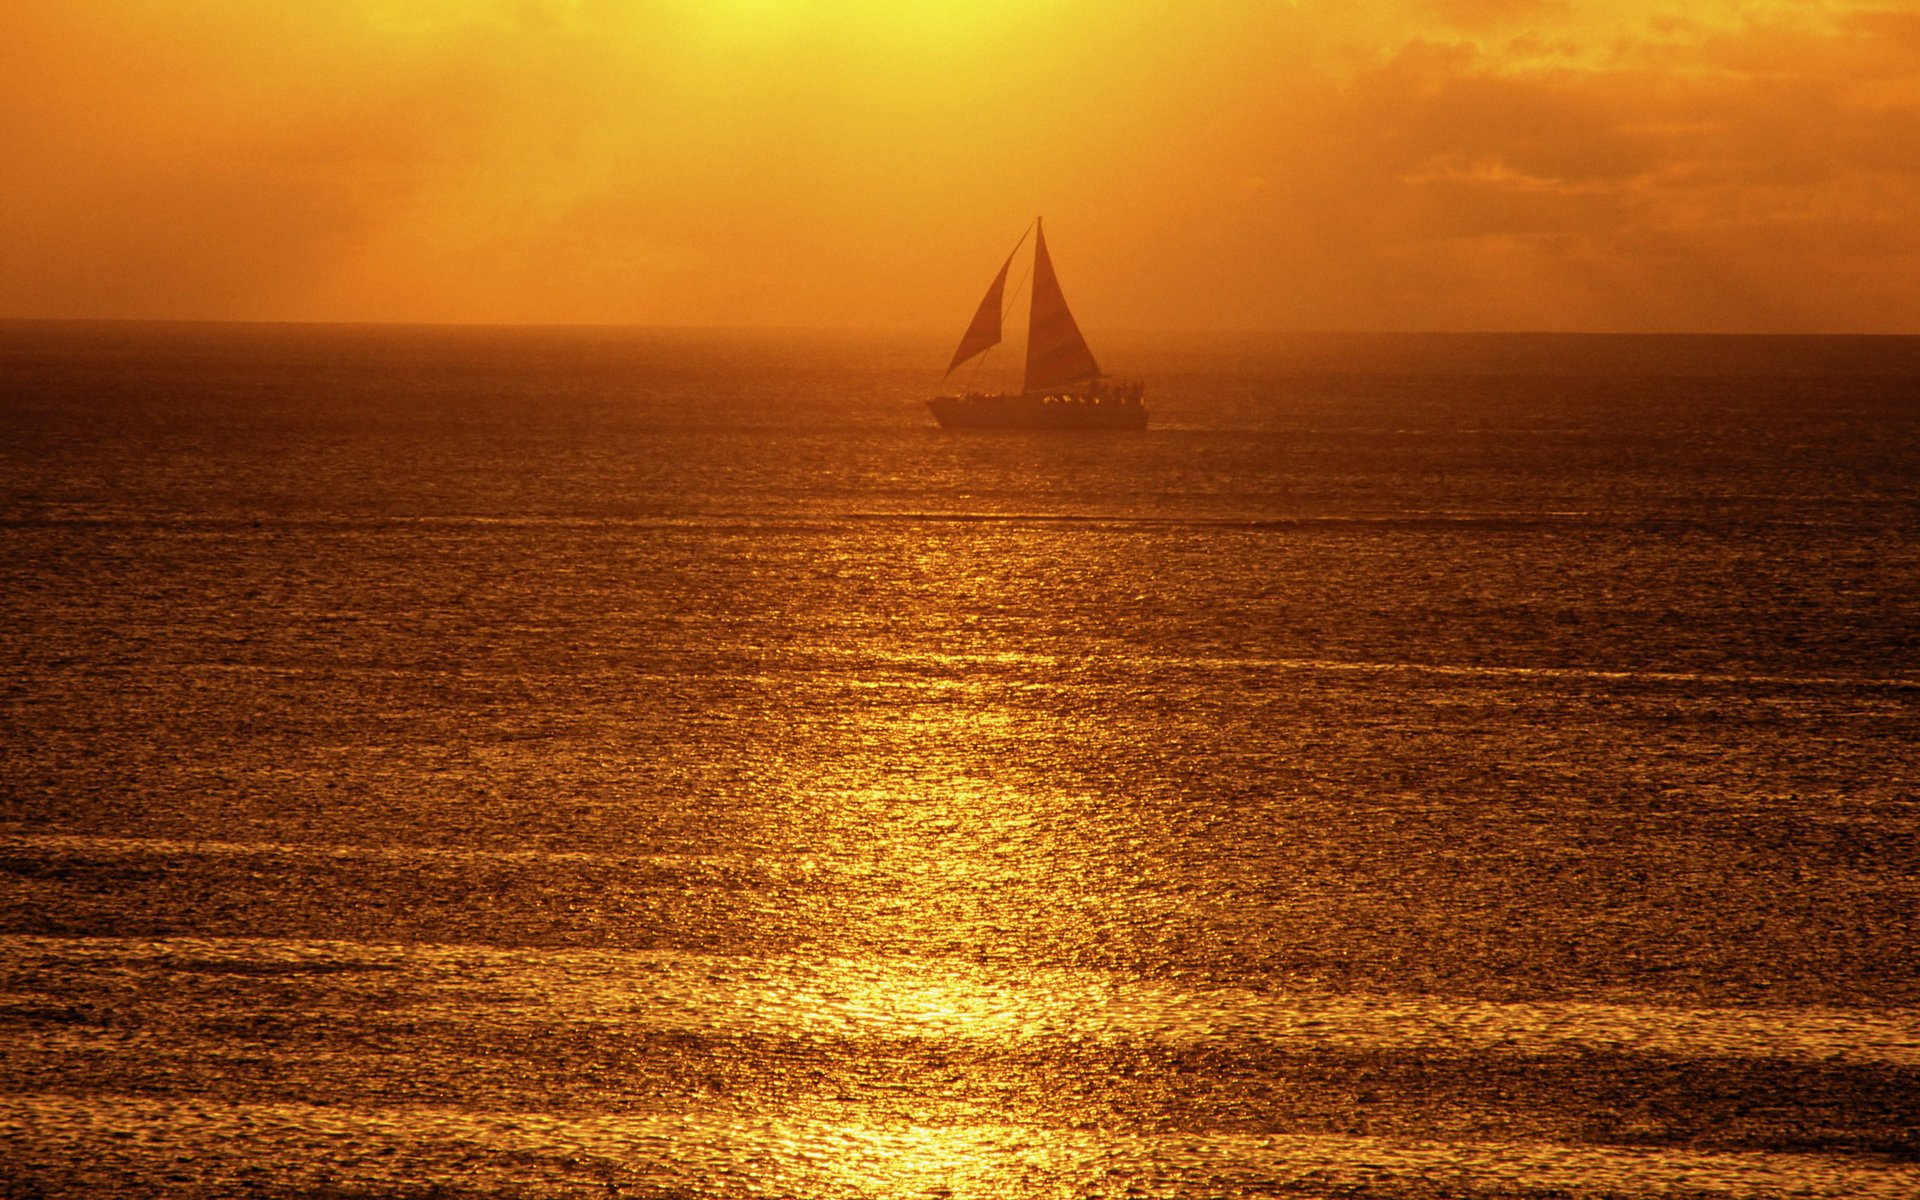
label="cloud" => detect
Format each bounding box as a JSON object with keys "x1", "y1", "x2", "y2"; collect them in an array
[{"x1": 1194, "y1": 1, "x2": 1920, "y2": 329}]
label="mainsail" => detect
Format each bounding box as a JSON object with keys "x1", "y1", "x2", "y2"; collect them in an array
[
  {"x1": 1023, "y1": 219, "x2": 1102, "y2": 393},
  {"x1": 944, "y1": 235, "x2": 1025, "y2": 376}
]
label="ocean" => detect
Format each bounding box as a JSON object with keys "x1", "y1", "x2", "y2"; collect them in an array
[{"x1": 1, "y1": 321, "x2": 1917, "y2": 1197}]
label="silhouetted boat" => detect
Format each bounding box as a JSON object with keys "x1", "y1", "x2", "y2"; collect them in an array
[{"x1": 929, "y1": 218, "x2": 1147, "y2": 430}]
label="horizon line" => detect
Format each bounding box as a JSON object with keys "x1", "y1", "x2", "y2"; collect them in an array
[{"x1": 3, "y1": 316, "x2": 1918, "y2": 340}]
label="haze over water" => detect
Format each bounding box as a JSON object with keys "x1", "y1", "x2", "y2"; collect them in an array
[{"x1": 2, "y1": 322, "x2": 1918, "y2": 1197}]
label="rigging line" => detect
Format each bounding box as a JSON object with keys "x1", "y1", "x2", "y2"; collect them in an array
[{"x1": 964, "y1": 346, "x2": 986, "y2": 392}]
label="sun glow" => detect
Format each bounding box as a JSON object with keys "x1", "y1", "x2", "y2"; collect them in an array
[{"x1": 3, "y1": 0, "x2": 1917, "y2": 330}]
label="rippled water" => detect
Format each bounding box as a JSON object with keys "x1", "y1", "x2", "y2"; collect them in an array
[{"x1": 2, "y1": 323, "x2": 1918, "y2": 1197}]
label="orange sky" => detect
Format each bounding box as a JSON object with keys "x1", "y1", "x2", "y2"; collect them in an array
[{"x1": 4, "y1": 1, "x2": 1918, "y2": 332}]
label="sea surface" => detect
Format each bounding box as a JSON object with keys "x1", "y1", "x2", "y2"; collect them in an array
[{"x1": 1, "y1": 321, "x2": 1918, "y2": 1198}]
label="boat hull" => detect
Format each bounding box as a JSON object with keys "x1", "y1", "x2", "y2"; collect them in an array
[{"x1": 928, "y1": 394, "x2": 1148, "y2": 430}]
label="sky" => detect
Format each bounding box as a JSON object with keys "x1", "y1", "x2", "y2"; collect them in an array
[{"x1": 3, "y1": 0, "x2": 1918, "y2": 332}]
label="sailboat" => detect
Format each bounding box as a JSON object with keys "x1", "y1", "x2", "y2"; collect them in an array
[{"x1": 928, "y1": 218, "x2": 1147, "y2": 430}]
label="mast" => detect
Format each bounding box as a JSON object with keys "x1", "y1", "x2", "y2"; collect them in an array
[{"x1": 1023, "y1": 217, "x2": 1102, "y2": 394}]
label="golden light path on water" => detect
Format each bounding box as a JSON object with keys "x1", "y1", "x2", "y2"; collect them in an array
[
  {"x1": 7, "y1": 932, "x2": 1920, "y2": 1062},
  {"x1": 8, "y1": 1094, "x2": 1920, "y2": 1199},
  {"x1": 6, "y1": 401, "x2": 1920, "y2": 1200},
  {"x1": 6, "y1": 627, "x2": 1918, "y2": 1200},
  {"x1": 5, "y1": 610, "x2": 1920, "y2": 1194}
]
